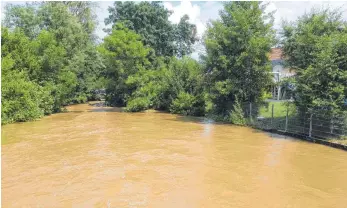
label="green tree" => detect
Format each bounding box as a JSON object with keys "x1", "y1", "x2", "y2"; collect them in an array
[
  {"x1": 167, "y1": 57, "x2": 205, "y2": 115},
  {"x1": 37, "y1": 2, "x2": 89, "y2": 57},
  {"x1": 125, "y1": 64, "x2": 174, "y2": 111},
  {"x1": 98, "y1": 23, "x2": 151, "y2": 106},
  {"x1": 65, "y1": 45, "x2": 106, "y2": 103},
  {"x1": 2, "y1": 2, "x2": 103, "y2": 124},
  {"x1": 105, "y1": 2, "x2": 197, "y2": 57},
  {"x1": 3, "y1": 3, "x2": 41, "y2": 39},
  {"x1": 229, "y1": 97, "x2": 246, "y2": 125},
  {"x1": 1, "y1": 27, "x2": 41, "y2": 79},
  {"x1": 105, "y1": 2, "x2": 175, "y2": 56},
  {"x1": 1, "y1": 70, "x2": 44, "y2": 124},
  {"x1": 125, "y1": 56, "x2": 205, "y2": 116},
  {"x1": 175, "y1": 14, "x2": 198, "y2": 57},
  {"x1": 1, "y1": 28, "x2": 44, "y2": 124},
  {"x1": 33, "y1": 30, "x2": 66, "y2": 82},
  {"x1": 63, "y1": 1, "x2": 97, "y2": 38},
  {"x1": 281, "y1": 8, "x2": 347, "y2": 112},
  {"x1": 203, "y1": 2, "x2": 275, "y2": 117}
]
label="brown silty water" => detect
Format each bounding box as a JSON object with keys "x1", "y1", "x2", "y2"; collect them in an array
[{"x1": 2, "y1": 103, "x2": 347, "y2": 207}]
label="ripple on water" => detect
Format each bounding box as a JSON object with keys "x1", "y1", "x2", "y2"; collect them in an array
[{"x1": 2, "y1": 103, "x2": 347, "y2": 208}]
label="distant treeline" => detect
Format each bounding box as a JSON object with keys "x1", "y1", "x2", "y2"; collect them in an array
[{"x1": 2, "y1": 2, "x2": 346, "y2": 125}]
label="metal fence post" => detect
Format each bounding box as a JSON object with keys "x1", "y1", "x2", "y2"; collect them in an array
[
  {"x1": 249, "y1": 102, "x2": 252, "y2": 123},
  {"x1": 271, "y1": 104, "x2": 274, "y2": 129},
  {"x1": 285, "y1": 106, "x2": 288, "y2": 132},
  {"x1": 309, "y1": 113, "x2": 313, "y2": 137}
]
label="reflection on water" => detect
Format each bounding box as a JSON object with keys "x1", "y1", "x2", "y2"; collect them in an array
[
  {"x1": 2, "y1": 103, "x2": 347, "y2": 207},
  {"x1": 202, "y1": 121, "x2": 213, "y2": 138}
]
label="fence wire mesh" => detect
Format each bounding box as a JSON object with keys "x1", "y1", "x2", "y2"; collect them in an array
[{"x1": 241, "y1": 101, "x2": 347, "y2": 140}]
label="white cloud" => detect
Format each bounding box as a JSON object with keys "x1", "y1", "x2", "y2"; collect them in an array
[
  {"x1": 266, "y1": 1, "x2": 347, "y2": 31},
  {"x1": 163, "y1": 1, "x2": 223, "y2": 59},
  {"x1": 163, "y1": 1, "x2": 205, "y2": 59},
  {"x1": 163, "y1": 1, "x2": 224, "y2": 39},
  {"x1": 164, "y1": 1, "x2": 204, "y2": 37}
]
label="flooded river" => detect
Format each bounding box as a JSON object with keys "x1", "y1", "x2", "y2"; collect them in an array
[{"x1": 2, "y1": 103, "x2": 347, "y2": 207}]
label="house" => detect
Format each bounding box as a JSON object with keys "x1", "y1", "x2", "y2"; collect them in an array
[{"x1": 269, "y1": 48, "x2": 295, "y2": 100}]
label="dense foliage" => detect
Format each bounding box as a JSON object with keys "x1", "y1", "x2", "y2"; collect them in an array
[
  {"x1": 2, "y1": 2, "x2": 104, "y2": 124},
  {"x1": 2, "y1": 1, "x2": 345, "y2": 129},
  {"x1": 125, "y1": 56, "x2": 206, "y2": 115},
  {"x1": 202, "y1": 2, "x2": 275, "y2": 119},
  {"x1": 282, "y1": 9, "x2": 347, "y2": 114},
  {"x1": 100, "y1": 2, "x2": 276, "y2": 123},
  {"x1": 105, "y1": 1, "x2": 198, "y2": 57},
  {"x1": 98, "y1": 23, "x2": 151, "y2": 106},
  {"x1": 229, "y1": 98, "x2": 246, "y2": 125},
  {"x1": 100, "y1": 2, "x2": 204, "y2": 116}
]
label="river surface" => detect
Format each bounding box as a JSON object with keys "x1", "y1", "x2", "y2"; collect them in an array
[{"x1": 2, "y1": 103, "x2": 347, "y2": 208}]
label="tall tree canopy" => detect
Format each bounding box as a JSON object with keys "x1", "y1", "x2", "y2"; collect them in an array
[
  {"x1": 1, "y1": 27, "x2": 45, "y2": 123},
  {"x1": 175, "y1": 14, "x2": 198, "y2": 57},
  {"x1": 6, "y1": 1, "x2": 345, "y2": 128},
  {"x1": 2, "y1": 2, "x2": 105, "y2": 124},
  {"x1": 203, "y1": 2, "x2": 275, "y2": 116},
  {"x1": 98, "y1": 23, "x2": 151, "y2": 106},
  {"x1": 105, "y1": 1, "x2": 197, "y2": 57},
  {"x1": 282, "y1": 8, "x2": 347, "y2": 113}
]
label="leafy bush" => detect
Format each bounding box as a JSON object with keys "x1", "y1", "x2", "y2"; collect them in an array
[
  {"x1": 2, "y1": 3, "x2": 105, "y2": 124},
  {"x1": 229, "y1": 98, "x2": 246, "y2": 125},
  {"x1": 282, "y1": 8, "x2": 347, "y2": 112},
  {"x1": 170, "y1": 92, "x2": 205, "y2": 116},
  {"x1": 170, "y1": 92, "x2": 195, "y2": 115},
  {"x1": 124, "y1": 56, "x2": 206, "y2": 114},
  {"x1": 73, "y1": 94, "x2": 88, "y2": 104},
  {"x1": 203, "y1": 2, "x2": 274, "y2": 116},
  {"x1": 98, "y1": 23, "x2": 150, "y2": 106},
  {"x1": 1, "y1": 71, "x2": 44, "y2": 124},
  {"x1": 125, "y1": 97, "x2": 151, "y2": 112},
  {"x1": 38, "y1": 83, "x2": 55, "y2": 115}
]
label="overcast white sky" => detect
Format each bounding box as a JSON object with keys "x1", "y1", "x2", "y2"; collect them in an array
[{"x1": 2, "y1": 1, "x2": 347, "y2": 59}]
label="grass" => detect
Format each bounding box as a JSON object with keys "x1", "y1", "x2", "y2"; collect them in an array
[
  {"x1": 328, "y1": 136, "x2": 347, "y2": 146},
  {"x1": 257, "y1": 101, "x2": 347, "y2": 147},
  {"x1": 330, "y1": 139, "x2": 347, "y2": 145},
  {"x1": 259, "y1": 101, "x2": 296, "y2": 118}
]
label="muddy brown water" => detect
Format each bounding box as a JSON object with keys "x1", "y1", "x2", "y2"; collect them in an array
[{"x1": 2, "y1": 103, "x2": 347, "y2": 207}]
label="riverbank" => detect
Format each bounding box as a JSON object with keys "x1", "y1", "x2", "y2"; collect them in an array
[
  {"x1": 3, "y1": 101, "x2": 347, "y2": 151},
  {"x1": 215, "y1": 116, "x2": 347, "y2": 151},
  {"x1": 262, "y1": 129, "x2": 347, "y2": 151}
]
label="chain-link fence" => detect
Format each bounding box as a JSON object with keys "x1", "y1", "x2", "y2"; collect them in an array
[{"x1": 241, "y1": 101, "x2": 347, "y2": 140}]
